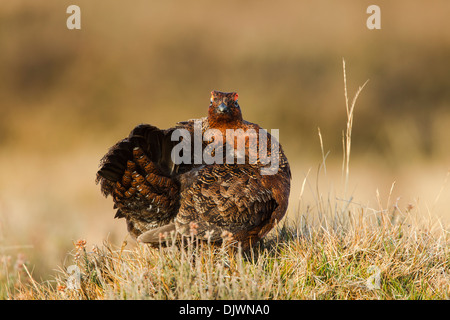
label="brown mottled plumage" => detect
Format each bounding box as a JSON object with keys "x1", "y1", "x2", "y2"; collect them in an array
[{"x1": 96, "y1": 91, "x2": 291, "y2": 249}]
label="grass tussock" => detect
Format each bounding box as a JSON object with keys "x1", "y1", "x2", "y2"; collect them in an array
[{"x1": 6, "y1": 205, "x2": 449, "y2": 300}]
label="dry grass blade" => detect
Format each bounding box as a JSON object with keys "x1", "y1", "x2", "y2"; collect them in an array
[{"x1": 342, "y1": 58, "x2": 369, "y2": 196}]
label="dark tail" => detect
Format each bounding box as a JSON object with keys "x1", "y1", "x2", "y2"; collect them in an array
[
  {"x1": 96, "y1": 124, "x2": 183, "y2": 236},
  {"x1": 96, "y1": 124, "x2": 178, "y2": 197}
]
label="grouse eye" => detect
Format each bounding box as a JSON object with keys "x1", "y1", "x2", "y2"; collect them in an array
[{"x1": 233, "y1": 93, "x2": 239, "y2": 102}]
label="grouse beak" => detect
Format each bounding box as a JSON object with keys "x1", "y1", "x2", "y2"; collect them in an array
[{"x1": 217, "y1": 103, "x2": 228, "y2": 113}]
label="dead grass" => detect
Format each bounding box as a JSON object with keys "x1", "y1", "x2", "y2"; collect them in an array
[{"x1": 4, "y1": 203, "x2": 448, "y2": 300}]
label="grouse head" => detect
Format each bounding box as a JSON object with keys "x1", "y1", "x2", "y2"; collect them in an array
[{"x1": 208, "y1": 90, "x2": 243, "y2": 127}]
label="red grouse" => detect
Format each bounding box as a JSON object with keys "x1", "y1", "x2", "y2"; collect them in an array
[{"x1": 96, "y1": 91, "x2": 291, "y2": 249}]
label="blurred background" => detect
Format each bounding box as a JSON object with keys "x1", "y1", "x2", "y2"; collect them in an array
[{"x1": 0, "y1": 0, "x2": 449, "y2": 280}]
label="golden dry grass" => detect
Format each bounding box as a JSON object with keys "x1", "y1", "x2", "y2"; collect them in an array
[{"x1": 4, "y1": 190, "x2": 449, "y2": 300}]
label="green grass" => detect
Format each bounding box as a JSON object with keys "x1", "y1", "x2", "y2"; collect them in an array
[{"x1": 5, "y1": 205, "x2": 448, "y2": 300}]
